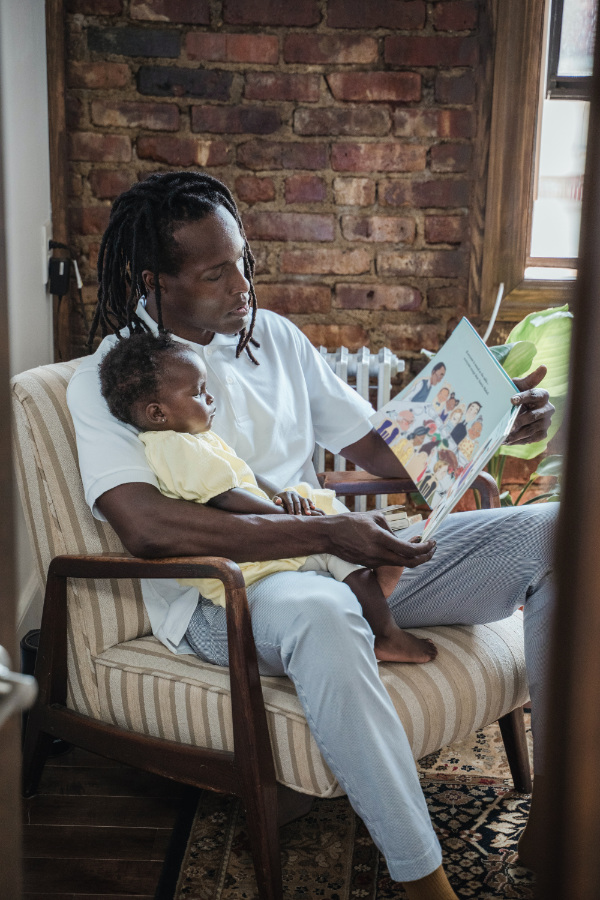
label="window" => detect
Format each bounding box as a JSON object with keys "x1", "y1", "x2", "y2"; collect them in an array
[{"x1": 475, "y1": 0, "x2": 596, "y2": 321}]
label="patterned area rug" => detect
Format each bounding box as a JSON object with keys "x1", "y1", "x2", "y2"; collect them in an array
[{"x1": 175, "y1": 716, "x2": 536, "y2": 899}]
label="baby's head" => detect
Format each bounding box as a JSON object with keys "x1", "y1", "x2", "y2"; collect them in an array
[{"x1": 99, "y1": 331, "x2": 215, "y2": 434}]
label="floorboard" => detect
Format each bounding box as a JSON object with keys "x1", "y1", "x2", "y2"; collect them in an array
[{"x1": 22, "y1": 745, "x2": 181, "y2": 897}]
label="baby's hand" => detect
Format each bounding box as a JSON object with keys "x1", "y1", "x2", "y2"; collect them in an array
[{"x1": 273, "y1": 491, "x2": 325, "y2": 516}]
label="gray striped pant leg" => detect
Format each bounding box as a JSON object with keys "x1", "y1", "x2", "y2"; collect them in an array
[
  {"x1": 387, "y1": 503, "x2": 557, "y2": 771},
  {"x1": 186, "y1": 569, "x2": 442, "y2": 882}
]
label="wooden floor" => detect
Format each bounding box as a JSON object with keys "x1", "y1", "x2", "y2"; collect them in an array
[{"x1": 22, "y1": 743, "x2": 185, "y2": 899}]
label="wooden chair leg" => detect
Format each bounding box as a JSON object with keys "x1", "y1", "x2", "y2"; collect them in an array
[
  {"x1": 21, "y1": 710, "x2": 54, "y2": 797},
  {"x1": 154, "y1": 786, "x2": 201, "y2": 900},
  {"x1": 243, "y1": 782, "x2": 283, "y2": 900},
  {"x1": 498, "y1": 706, "x2": 533, "y2": 793}
]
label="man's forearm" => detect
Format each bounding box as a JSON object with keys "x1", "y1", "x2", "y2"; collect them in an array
[
  {"x1": 340, "y1": 427, "x2": 416, "y2": 484},
  {"x1": 98, "y1": 482, "x2": 330, "y2": 561}
]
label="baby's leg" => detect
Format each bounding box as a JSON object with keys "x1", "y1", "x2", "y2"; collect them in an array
[
  {"x1": 376, "y1": 566, "x2": 405, "y2": 600},
  {"x1": 344, "y1": 569, "x2": 437, "y2": 664}
]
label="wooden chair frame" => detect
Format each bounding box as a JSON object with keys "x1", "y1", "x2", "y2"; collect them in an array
[{"x1": 22, "y1": 471, "x2": 532, "y2": 900}]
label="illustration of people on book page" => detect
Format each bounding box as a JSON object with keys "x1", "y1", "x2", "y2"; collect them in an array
[{"x1": 370, "y1": 317, "x2": 519, "y2": 541}]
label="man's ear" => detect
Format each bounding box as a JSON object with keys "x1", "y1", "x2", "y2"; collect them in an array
[
  {"x1": 145, "y1": 401, "x2": 168, "y2": 427},
  {"x1": 141, "y1": 270, "x2": 166, "y2": 296}
]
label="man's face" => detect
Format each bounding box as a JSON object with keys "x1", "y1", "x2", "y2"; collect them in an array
[
  {"x1": 143, "y1": 206, "x2": 251, "y2": 345},
  {"x1": 398, "y1": 411, "x2": 414, "y2": 431},
  {"x1": 431, "y1": 365, "x2": 446, "y2": 386},
  {"x1": 465, "y1": 403, "x2": 481, "y2": 423}
]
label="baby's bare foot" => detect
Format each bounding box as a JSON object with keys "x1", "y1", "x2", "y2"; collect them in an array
[
  {"x1": 375, "y1": 565, "x2": 405, "y2": 599},
  {"x1": 374, "y1": 627, "x2": 437, "y2": 664}
]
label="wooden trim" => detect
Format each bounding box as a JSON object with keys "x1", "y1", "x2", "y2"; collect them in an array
[
  {"x1": 495, "y1": 278, "x2": 575, "y2": 320},
  {"x1": 480, "y1": 0, "x2": 547, "y2": 318},
  {"x1": 45, "y1": 0, "x2": 70, "y2": 362}
]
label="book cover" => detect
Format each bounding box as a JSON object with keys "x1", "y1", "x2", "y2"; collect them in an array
[{"x1": 370, "y1": 318, "x2": 519, "y2": 541}]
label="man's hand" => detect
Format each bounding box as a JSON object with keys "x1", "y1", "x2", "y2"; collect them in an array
[
  {"x1": 273, "y1": 490, "x2": 326, "y2": 516},
  {"x1": 329, "y1": 510, "x2": 436, "y2": 569},
  {"x1": 505, "y1": 365, "x2": 555, "y2": 446}
]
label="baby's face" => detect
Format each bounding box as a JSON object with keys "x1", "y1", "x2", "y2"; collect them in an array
[{"x1": 156, "y1": 352, "x2": 216, "y2": 434}]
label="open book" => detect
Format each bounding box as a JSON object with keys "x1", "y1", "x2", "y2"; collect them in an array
[{"x1": 370, "y1": 318, "x2": 519, "y2": 541}]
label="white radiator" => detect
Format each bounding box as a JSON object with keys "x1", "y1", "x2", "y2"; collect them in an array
[{"x1": 313, "y1": 347, "x2": 405, "y2": 511}]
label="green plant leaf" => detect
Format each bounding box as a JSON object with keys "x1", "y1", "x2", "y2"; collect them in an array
[
  {"x1": 497, "y1": 305, "x2": 572, "y2": 460},
  {"x1": 490, "y1": 341, "x2": 537, "y2": 378},
  {"x1": 533, "y1": 454, "x2": 563, "y2": 478},
  {"x1": 500, "y1": 490, "x2": 514, "y2": 506}
]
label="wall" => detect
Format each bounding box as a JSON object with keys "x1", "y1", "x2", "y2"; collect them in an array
[
  {"x1": 0, "y1": 0, "x2": 53, "y2": 636},
  {"x1": 65, "y1": 0, "x2": 482, "y2": 381}
]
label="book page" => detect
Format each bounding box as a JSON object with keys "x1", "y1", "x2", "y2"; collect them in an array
[{"x1": 371, "y1": 318, "x2": 517, "y2": 539}]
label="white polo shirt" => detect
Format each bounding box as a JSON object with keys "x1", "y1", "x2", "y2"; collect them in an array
[{"x1": 67, "y1": 304, "x2": 374, "y2": 653}]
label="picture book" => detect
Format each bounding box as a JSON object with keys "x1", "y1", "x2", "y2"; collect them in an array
[{"x1": 370, "y1": 317, "x2": 520, "y2": 541}]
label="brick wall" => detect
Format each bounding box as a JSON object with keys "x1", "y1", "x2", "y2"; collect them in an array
[{"x1": 66, "y1": 0, "x2": 483, "y2": 379}]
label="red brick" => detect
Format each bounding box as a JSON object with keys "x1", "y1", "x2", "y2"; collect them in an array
[
  {"x1": 87, "y1": 26, "x2": 180, "y2": 58},
  {"x1": 378, "y1": 249, "x2": 468, "y2": 278},
  {"x1": 223, "y1": 0, "x2": 320, "y2": 26},
  {"x1": 66, "y1": 96, "x2": 85, "y2": 130},
  {"x1": 89, "y1": 169, "x2": 133, "y2": 200},
  {"x1": 137, "y1": 67, "x2": 232, "y2": 100},
  {"x1": 70, "y1": 173, "x2": 84, "y2": 198},
  {"x1": 243, "y1": 211, "x2": 334, "y2": 241},
  {"x1": 428, "y1": 285, "x2": 467, "y2": 309},
  {"x1": 244, "y1": 73, "x2": 321, "y2": 102},
  {"x1": 301, "y1": 323, "x2": 369, "y2": 351},
  {"x1": 185, "y1": 33, "x2": 279, "y2": 63},
  {"x1": 393, "y1": 109, "x2": 475, "y2": 138},
  {"x1": 68, "y1": 62, "x2": 131, "y2": 90},
  {"x1": 191, "y1": 105, "x2": 280, "y2": 134},
  {"x1": 237, "y1": 141, "x2": 327, "y2": 171},
  {"x1": 327, "y1": 73, "x2": 421, "y2": 103},
  {"x1": 385, "y1": 324, "x2": 441, "y2": 354},
  {"x1": 435, "y1": 72, "x2": 476, "y2": 105},
  {"x1": 284, "y1": 175, "x2": 327, "y2": 204},
  {"x1": 284, "y1": 34, "x2": 377, "y2": 64},
  {"x1": 380, "y1": 179, "x2": 471, "y2": 208},
  {"x1": 294, "y1": 107, "x2": 390, "y2": 137},
  {"x1": 136, "y1": 135, "x2": 232, "y2": 166},
  {"x1": 341, "y1": 215, "x2": 415, "y2": 244},
  {"x1": 328, "y1": 0, "x2": 426, "y2": 29},
  {"x1": 281, "y1": 248, "x2": 371, "y2": 275},
  {"x1": 235, "y1": 176, "x2": 276, "y2": 204},
  {"x1": 332, "y1": 144, "x2": 426, "y2": 174},
  {"x1": 69, "y1": 132, "x2": 132, "y2": 162},
  {"x1": 70, "y1": 206, "x2": 112, "y2": 235},
  {"x1": 425, "y1": 215, "x2": 468, "y2": 244},
  {"x1": 384, "y1": 36, "x2": 479, "y2": 67},
  {"x1": 257, "y1": 284, "x2": 331, "y2": 314},
  {"x1": 430, "y1": 143, "x2": 473, "y2": 173},
  {"x1": 431, "y1": 1, "x2": 479, "y2": 32},
  {"x1": 91, "y1": 100, "x2": 179, "y2": 131},
  {"x1": 130, "y1": 0, "x2": 210, "y2": 23},
  {"x1": 67, "y1": 0, "x2": 121, "y2": 12},
  {"x1": 334, "y1": 284, "x2": 421, "y2": 311},
  {"x1": 333, "y1": 178, "x2": 375, "y2": 206}
]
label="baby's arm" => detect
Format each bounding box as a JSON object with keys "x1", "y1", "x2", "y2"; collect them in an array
[{"x1": 207, "y1": 488, "x2": 287, "y2": 515}]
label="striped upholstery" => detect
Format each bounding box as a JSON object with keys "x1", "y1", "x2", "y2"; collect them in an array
[{"x1": 11, "y1": 361, "x2": 529, "y2": 797}]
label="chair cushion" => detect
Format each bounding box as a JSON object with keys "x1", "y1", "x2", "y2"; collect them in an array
[{"x1": 95, "y1": 612, "x2": 528, "y2": 797}]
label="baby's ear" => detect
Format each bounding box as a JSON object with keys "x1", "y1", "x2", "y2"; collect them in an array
[{"x1": 145, "y1": 402, "x2": 167, "y2": 426}]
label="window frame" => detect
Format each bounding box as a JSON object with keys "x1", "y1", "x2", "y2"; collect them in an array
[
  {"x1": 473, "y1": 0, "x2": 576, "y2": 322},
  {"x1": 546, "y1": 0, "x2": 594, "y2": 100}
]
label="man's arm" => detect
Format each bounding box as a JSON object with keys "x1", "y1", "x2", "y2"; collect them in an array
[{"x1": 97, "y1": 481, "x2": 436, "y2": 569}]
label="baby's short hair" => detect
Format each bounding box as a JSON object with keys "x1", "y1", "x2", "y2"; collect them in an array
[{"x1": 99, "y1": 330, "x2": 186, "y2": 427}]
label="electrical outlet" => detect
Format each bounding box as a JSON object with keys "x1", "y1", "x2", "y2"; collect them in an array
[{"x1": 42, "y1": 219, "x2": 52, "y2": 287}]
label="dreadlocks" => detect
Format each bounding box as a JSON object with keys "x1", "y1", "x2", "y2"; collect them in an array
[{"x1": 88, "y1": 171, "x2": 260, "y2": 364}]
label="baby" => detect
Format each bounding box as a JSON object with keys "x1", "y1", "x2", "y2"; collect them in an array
[{"x1": 99, "y1": 332, "x2": 437, "y2": 664}]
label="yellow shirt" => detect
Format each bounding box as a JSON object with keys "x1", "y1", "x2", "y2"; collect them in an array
[{"x1": 139, "y1": 430, "x2": 338, "y2": 607}]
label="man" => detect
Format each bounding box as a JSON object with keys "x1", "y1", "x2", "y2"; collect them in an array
[{"x1": 68, "y1": 171, "x2": 556, "y2": 899}]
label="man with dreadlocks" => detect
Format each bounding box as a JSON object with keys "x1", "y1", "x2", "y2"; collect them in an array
[{"x1": 68, "y1": 171, "x2": 556, "y2": 897}]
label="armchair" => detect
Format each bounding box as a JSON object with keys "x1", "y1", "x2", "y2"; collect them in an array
[{"x1": 12, "y1": 359, "x2": 531, "y2": 900}]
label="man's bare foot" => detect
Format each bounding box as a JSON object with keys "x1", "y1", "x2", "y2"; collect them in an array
[
  {"x1": 376, "y1": 565, "x2": 405, "y2": 599},
  {"x1": 374, "y1": 626, "x2": 438, "y2": 663}
]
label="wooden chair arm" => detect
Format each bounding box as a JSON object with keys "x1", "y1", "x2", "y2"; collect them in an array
[{"x1": 317, "y1": 469, "x2": 500, "y2": 510}]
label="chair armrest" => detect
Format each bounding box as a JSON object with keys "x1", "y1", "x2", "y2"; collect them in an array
[{"x1": 317, "y1": 469, "x2": 500, "y2": 510}]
